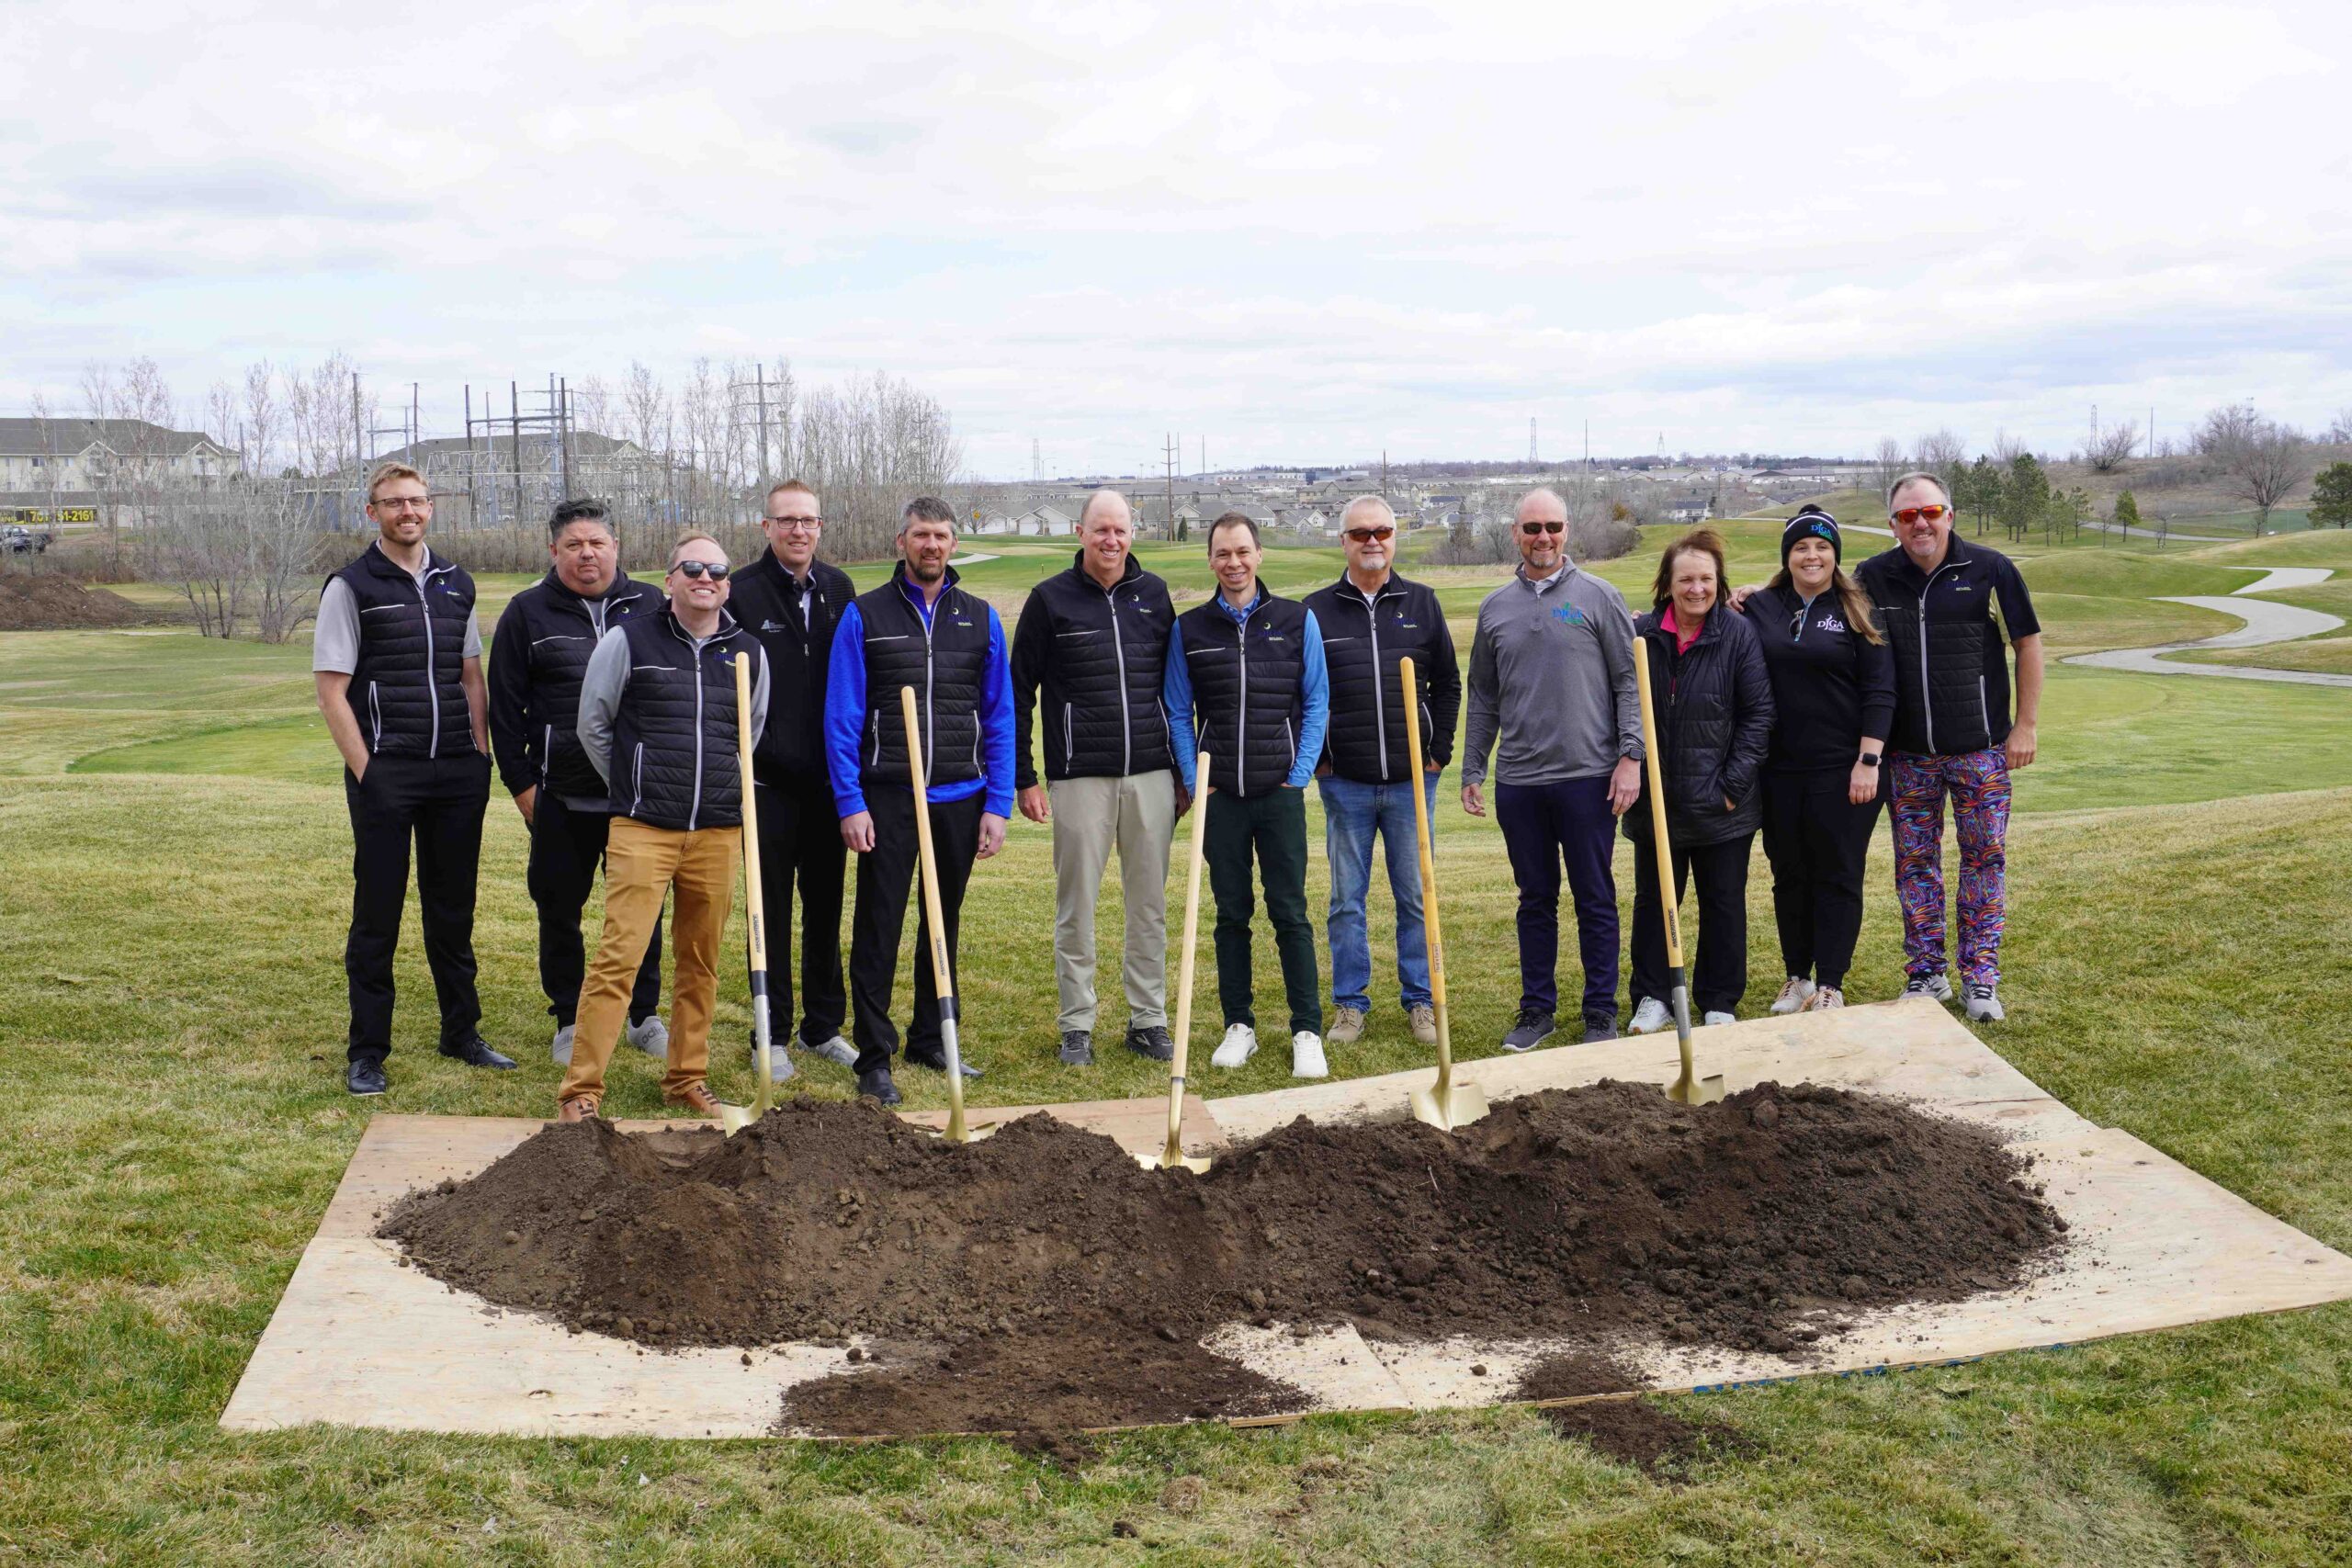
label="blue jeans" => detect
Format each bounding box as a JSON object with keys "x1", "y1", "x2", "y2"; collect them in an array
[{"x1": 1319, "y1": 773, "x2": 1442, "y2": 1014}]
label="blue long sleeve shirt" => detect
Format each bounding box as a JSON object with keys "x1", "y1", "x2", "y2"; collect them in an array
[
  {"x1": 1162, "y1": 589, "x2": 1329, "y2": 794},
  {"x1": 823, "y1": 584, "x2": 1016, "y2": 819}
]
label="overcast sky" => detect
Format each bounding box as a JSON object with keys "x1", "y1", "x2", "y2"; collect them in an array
[{"x1": 5, "y1": 1, "x2": 2346, "y2": 478}]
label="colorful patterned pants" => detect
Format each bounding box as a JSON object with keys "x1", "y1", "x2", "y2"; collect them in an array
[{"x1": 1889, "y1": 749, "x2": 2011, "y2": 988}]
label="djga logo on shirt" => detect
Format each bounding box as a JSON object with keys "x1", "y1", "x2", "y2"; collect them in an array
[{"x1": 1553, "y1": 603, "x2": 1589, "y2": 627}]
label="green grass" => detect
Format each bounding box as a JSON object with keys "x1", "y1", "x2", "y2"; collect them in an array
[{"x1": 5, "y1": 543, "x2": 2352, "y2": 1562}]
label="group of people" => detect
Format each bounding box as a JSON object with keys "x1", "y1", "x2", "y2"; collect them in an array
[{"x1": 314, "y1": 461, "x2": 2041, "y2": 1119}]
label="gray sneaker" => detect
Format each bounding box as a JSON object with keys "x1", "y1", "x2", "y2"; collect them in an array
[
  {"x1": 1408, "y1": 1003, "x2": 1438, "y2": 1045},
  {"x1": 627, "y1": 1015, "x2": 669, "y2": 1059},
  {"x1": 1327, "y1": 1006, "x2": 1368, "y2": 1045},
  {"x1": 1059, "y1": 1029, "x2": 1094, "y2": 1066},
  {"x1": 1123, "y1": 1024, "x2": 1173, "y2": 1062},
  {"x1": 1963, "y1": 984, "x2": 2006, "y2": 1022},
  {"x1": 1903, "y1": 973, "x2": 1955, "y2": 1003},
  {"x1": 550, "y1": 1024, "x2": 575, "y2": 1066},
  {"x1": 798, "y1": 1032, "x2": 858, "y2": 1068},
  {"x1": 1502, "y1": 1010, "x2": 1555, "y2": 1052},
  {"x1": 1580, "y1": 1009, "x2": 1619, "y2": 1043}
]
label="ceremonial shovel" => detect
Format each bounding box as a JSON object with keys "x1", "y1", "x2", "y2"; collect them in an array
[
  {"x1": 1632, "y1": 644, "x2": 1724, "y2": 1107},
  {"x1": 1398, "y1": 656, "x2": 1487, "y2": 1132},
  {"x1": 720, "y1": 652, "x2": 786, "y2": 1134},
  {"x1": 899, "y1": 684, "x2": 991, "y2": 1144},
  {"x1": 1140, "y1": 752, "x2": 1213, "y2": 1172}
]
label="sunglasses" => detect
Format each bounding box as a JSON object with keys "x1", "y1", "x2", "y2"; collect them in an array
[
  {"x1": 670, "y1": 559, "x2": 730, "y2": 581},
  {"x1": 1521, "y1": 520, "x2": 1566, "y2": 536},
  {"x1": 1892, "y1": 504, "x2": 1950, "y2": 525},
  {"x1": 1344, "y1": 526, "x2": 1395, "y2": 543}
]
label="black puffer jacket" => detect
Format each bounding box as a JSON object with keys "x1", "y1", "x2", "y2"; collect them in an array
[
  {"x1": 609, "y1": 607, "x2": 757, "y2": 832},
  {"x1": 1011, "y1": 552, "x2": 1177, "y2": 786},
  {"x1": 853, "y1": 564, "x2": 991, "y2": 791},
  {"x1": 488, "y1": 569, "x2": 657, "y2": 800},
  {"x1": 1623, "y1": 606, "x2": 1776, "y2": 849},
  {"x1": 1302, "y1": 572, "x2": 1460, "y2": 782},
  {"x1": 328, "y1": 543, "x2": 477, "y2": 760}
]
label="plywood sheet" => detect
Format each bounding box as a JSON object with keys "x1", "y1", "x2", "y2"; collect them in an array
[{"x1": 224, "y1": 1004, "x2": 2352, "y2": 1438}]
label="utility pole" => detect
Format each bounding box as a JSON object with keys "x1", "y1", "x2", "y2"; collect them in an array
[
  {"x1": 1163, "y1": 431, "x2": 1179, "y2": 540},
  {"x1": 1032, "y1": 437, "x2": 1042, "y2": 484},
  {"x1": 511, "y1": 381, "x2": 523, "y2": 528},
  {"x1": 1381, "y1": 448, "x2": 1387, "y2": 502},
  {"x1": 464, "y1": 384, "x2": 477, "y2": 525},
  {"x1": 559, "y1": 376, "x2": 574, "y2": 498},
  {"x1": 1530, "y1": 417, "x2": 1537, "y2": 465},
  {"x1": 1584, "y1": 418, "x2": 1590, "y2": 469}
]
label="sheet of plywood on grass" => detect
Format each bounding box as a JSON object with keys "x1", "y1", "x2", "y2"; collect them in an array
[
  {"x1": 1204, "y1": 998, "x2": 2077, "y2": 1145},
  {"x1": 1367, "y1": 1123, "x2": 2352, "y2": 1410}
]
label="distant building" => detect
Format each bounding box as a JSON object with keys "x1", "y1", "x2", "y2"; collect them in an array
[
  {"x1": 0, "y1": 417, "x2": 243, "y2": 495},
  {"x1": 1667, "y1": 497, "x2": 1713, "y2": 523}
]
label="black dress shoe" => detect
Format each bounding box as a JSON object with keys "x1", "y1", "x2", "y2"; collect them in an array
[
  {"x1": 346, "y1": 1059, "x2": 389, "y2": 1096},
  {"x1": 905, "y1": 1050, "x2": 982, "y2": 1079},
  {"x1": 1123, "y1": 1024, "x2": 1174, "y2": 1061},
  {"x1": 856, "y1": 1066, "x2": 902, "y2": 1106},
  {"x1": 439, "y1": 1035, "x2": 518, "y2": 1070}
]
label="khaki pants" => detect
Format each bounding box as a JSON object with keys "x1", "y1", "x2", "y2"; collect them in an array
[
  {"x1": 559, "y1": 816, "x2": 739, "y2": 1103},
  {"x1": 1049, "y1": 772, "x2": 1175, "y2": 1033}
]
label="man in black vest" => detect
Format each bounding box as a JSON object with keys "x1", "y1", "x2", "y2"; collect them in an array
[
  {"x1": 824, "y1": 497, "x2": 1015, "y2": 1106},
  {"x1": 313, "y1": 461, "x2": 514, "y2": 1097},
  {"x1": 1012, "y1": 488, "x2": 1181, "y2": 1068},
  {"x1": 488, "y1": 499, "x2": 665, "y2": 1066},
  {"x1": 1303, "y1": 495, "x2": 1460, "y2": 1049},
  {"x1": 1164, "y1": 513, "x2": 1332, "y2": 1079},
  {"x1": 560, "y1": 533, "x2": 769, "y2": 1121},
  {"x1": 729, "y1": 479, "x2": 858, "y2": 1069}
]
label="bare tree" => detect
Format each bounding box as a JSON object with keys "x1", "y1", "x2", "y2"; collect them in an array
[
  {"x1": 2198, "y1": 405, "x2": 2312, "y2": 535},
  {"x1": 1871, "y1": 436, "x2": 1906, "y2": 497},
  {"x1": 243, "y1": 361, "x2": 280, "y2": 478},
  {"x1": 1913, "y1": 429, "x2": 1967, "y2": 475},
  {"x1": 2082, "y1": 419, "x2": 2141, "y2": 473},
  {"x1": 2326, "y1": 407, "x2": 2352, "y2": 446}
]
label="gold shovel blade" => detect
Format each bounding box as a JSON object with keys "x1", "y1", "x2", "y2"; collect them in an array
[
  {"x1": 1668, "y1": 1073, "x2": 1726, "y2": 1106},
  {"x1": 717, "y1": 1101, "x2": 756, "y2": 1135},
  {"x1": 1410, "y1": 1078, "x2": 1490, "y2": 1131},
  {"x1": 1136, "y1": 1142, "x2": 1212, "y2": 1173}
]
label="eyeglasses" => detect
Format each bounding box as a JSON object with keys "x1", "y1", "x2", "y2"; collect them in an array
[
  {"x1": 670, "y1": 559, "x2": 730, "y2": 581},
  {"x1": 1521, "y1": 520, "x2": 1566, "y2": 536},
  {"x1": 763, "y1": 514, "x2": 822, "y2": 530},
  {"x1": 373, "y1": 496, "x2": 430, "y2": 513},
  {"x1": 1344, "y1": 526, "x2": 1395, "y2": 543},
  {"x1": 1892, "y1": 504, "x2": 1950, "y2": 525}
]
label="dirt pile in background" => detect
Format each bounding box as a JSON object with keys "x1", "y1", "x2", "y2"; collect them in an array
[
  {"x1": 0, "y1": 576, "x2": 179, "y2": 630},
  {"x1": 383, "y1": 1081, "x2": 2066, "y2": 1436}
]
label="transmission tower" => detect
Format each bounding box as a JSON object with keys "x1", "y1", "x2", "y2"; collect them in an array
[
  {"x1": 1529, "y1": 417, "x2": 1537, "y2": 465},
  {"x1": 1032, "y1": 438, "x2": 1042, "y2": 483}
]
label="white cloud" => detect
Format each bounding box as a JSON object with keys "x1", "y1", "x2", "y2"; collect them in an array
[{"x1": 0, "y1": 0, "x2": 2345, "y2": 471}]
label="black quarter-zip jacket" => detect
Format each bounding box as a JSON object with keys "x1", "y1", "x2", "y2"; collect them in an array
[
  {"x1": 1855, "y1": 536, "x2": 2041, "y2": 757},
  {"x1": 1739, "y1": 581, "x2": 1897, "y2": 773},
  {"x1": 1010, "y1": 551, "x2": 1178, "y2": 787},
  {"x1": 1302, "y1": 570, "x2": 1461, "y2": 783},
  {"x1": 729, "y1": 550, "x2": 856, "y2": 785}
]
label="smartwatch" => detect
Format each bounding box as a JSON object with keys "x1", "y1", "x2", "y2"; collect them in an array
[{"x1": 1858, "y1": 752, "x2": 1882, "y2": 768}]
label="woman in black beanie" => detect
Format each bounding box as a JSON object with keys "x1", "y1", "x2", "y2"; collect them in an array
[{"x1": 1738, "y1": 506, "x2": 1897, "y2": 1012}]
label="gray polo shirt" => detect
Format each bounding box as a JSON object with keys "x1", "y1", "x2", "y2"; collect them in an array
[
  {"x1": 1460, "y1": 561, "x2": 1643, "y2": 787},
  {"x1": 311, "y1": 567, "x2": 482, "y2": 674}
]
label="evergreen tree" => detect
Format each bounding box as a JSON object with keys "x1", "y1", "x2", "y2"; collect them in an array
[{"x1": 2311, "y1": 463, "x2": 2352, "y2": 529}]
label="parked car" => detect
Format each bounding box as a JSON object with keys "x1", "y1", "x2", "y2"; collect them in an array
[{"x1": 3, "y1": 525, "x2": 55, "y2": 554}]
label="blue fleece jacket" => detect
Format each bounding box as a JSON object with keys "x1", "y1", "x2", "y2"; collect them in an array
[{"x1": 822, "y1": 578, "x2": 1015, "y2": 819}]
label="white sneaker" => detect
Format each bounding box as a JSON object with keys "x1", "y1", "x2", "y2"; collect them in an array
[
  {"x1": 799, "y1": 1032, "x2": 858, "y2": 1068},
  {"x1": 1628, "y1": 998, "x2": 1669, "y2": 1034},
  {"x1": 1804, "y1": 986, "x2": 1845, "y2": 1011},
  {"x1": 1770, "y1": 976, "x2": 1816, "y2": 1015},
  {"x1": 1963, "y1": 984, "x2": 2006, "y2": 1022},
  {"x1": 627, "y1": 1015, "x2": 670, "y2": 1059},
  {"x1": 1211, "y1": 1023, "x2": 1258, "y2": 1068},
  {"x1": 1291, "y1": 1032, "x2": 1328, "y2": 1078},
  {"x1": 1702, "y1": 1010, "x2": 1736, "y2": 1028},
  {"x1": 550, "y1": 1024, "x2": 575, "y2": 1066}
]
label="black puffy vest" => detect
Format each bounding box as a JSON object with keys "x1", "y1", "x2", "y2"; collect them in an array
[
  {"x1": 730, "y1": 552, "x2": 856, "y2": 784},
  {"x1": 502, "y1": 570, "x2": 656, "y2": 799},
  {"x1": 1859, "y1": 539, "x2": 2013, "y2": 756},
  {"x1": 854, "y1": 565, "x2": 991, "y2": 791},
  {"x1": 1021, "y1": 553, "x2": 1177, "y2": 783},
  {"x1": 330, "y1": 543, "x2": 477, "y2": 760},
  {"x1": 610, "y1": 608, "x2": 758, "y2": 831},
  {"x1": 1623, "y1": 607, "x2": 1776, "y2": 850},
  {"x1": 1175, "y1": 592, "x2": 1310, "y2": 797},
  {"x1": 1303, "y1": 573, "x2": 1456, "y2": 783}
]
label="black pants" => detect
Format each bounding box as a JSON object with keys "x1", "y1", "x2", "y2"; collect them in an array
[
  {"x1": 343, "y1": 751, "x2": 491, "y2": 1066},
  {"x1": 1493, "y1": 775, "x2": 1621, "y2": 1019},
  {"x1": 1760, "y1": 769, "x2": 1883, "y2": 990},
  {"x1": 1629, "y1": 830, "x2": 1756, "y2": 1018},
  {"x1": 755, "y1": 772, "x2": 848, "y2": 1045},
  {"x1": 849, "y1": 786, "x2": 981, "y2": 1075},
  {"x1": 1204, "y1": 787, "x2": 1321, "y2": 1037},
  {"x1": 526, "y1": 792, "x2": 662, "y2": 1029}
]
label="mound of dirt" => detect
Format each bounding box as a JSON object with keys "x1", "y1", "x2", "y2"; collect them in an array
[
  {"x1": 0, "y1": 575, "x2": 179, "y2": 630},
  {"x1": 381, "y1": 1081, "x2": 2066, "y2": 1436}
]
